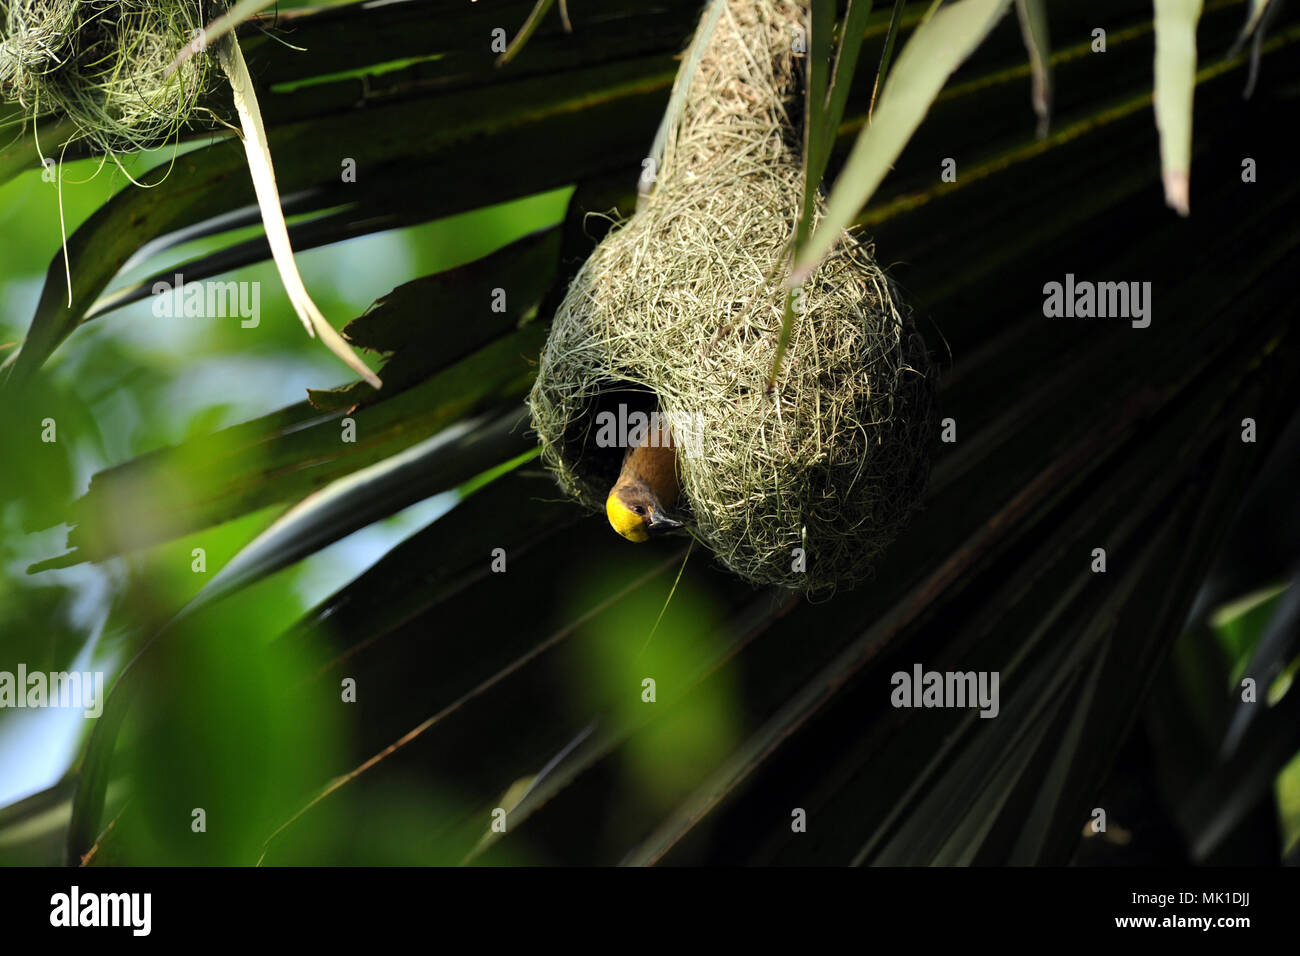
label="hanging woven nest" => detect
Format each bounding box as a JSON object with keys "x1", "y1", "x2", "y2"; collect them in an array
[{"x1": 536, "y1": 0, "x2": 937, "y2": 594}]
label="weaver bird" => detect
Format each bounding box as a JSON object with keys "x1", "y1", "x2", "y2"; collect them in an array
[{"x1": 606, "y1": 417, "x2": 682, "y2": 542}]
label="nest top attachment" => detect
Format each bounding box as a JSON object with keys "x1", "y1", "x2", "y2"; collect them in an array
[
  {"x1": 535, "y1": 0, "x2": 936, "y2": 594},
  {"x1": 0, "y1": 0, "x2": 219, "y2": 153}
]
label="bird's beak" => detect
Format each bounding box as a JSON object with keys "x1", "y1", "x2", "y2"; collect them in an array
[{"x1": 647, "y1": 510, "x2": 682, "y2": 535}]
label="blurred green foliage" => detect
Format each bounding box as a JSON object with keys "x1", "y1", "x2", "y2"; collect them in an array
[
  {"x1": 1209, "y1": 584, "x2": 1299, "y2": 847},
  {"x1": 0, "y1": 114, "x2": 567, "y2": 859},
  {"x1": 562, "y1": 549, "x2": 740, "y2": 815}
]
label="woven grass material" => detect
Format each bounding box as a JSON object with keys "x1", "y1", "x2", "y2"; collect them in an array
[
  {"x1": 0, "y1": 0, "x2": 219, "y2": 153},
  {"x1": 530, "y1": 0, "x2": 936, "y2": 595}
]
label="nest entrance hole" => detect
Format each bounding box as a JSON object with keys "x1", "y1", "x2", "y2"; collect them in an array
[{"x1": 560, "y1": 381, "x2": 672, "y2": 500}]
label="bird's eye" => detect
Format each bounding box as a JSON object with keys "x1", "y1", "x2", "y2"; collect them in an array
[{"x1": 634, "y1": 505, "x2": 647, "y2": 515}]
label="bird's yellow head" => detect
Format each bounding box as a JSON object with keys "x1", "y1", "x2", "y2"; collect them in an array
[{"x1": 606, "y1": 492, "x2": 652, "y2": 543}]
